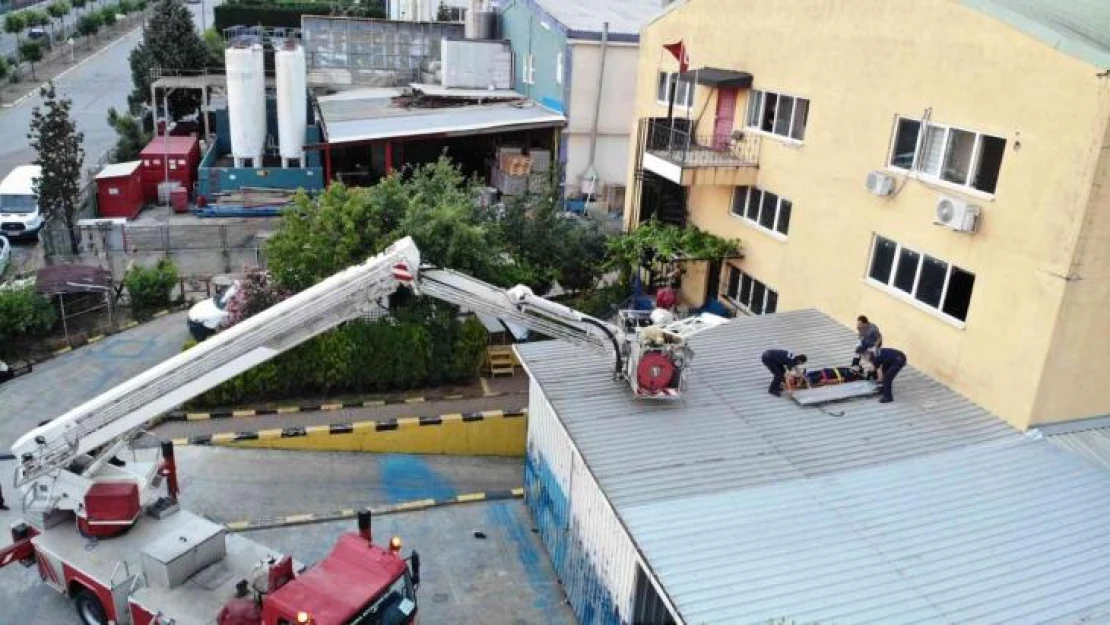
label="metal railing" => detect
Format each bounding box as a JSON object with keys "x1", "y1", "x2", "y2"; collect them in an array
[{"x1": 642, "y1": 118, "x2": 760, "y2": 168}]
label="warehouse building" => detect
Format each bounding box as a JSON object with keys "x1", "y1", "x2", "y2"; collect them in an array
[{"x1": 516, "y1": 310, "x2": 1110, "y2": 624}]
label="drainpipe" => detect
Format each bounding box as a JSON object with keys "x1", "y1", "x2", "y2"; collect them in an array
[{"x1": 582, "y1": 21, "x2": 608, "y2": 199}]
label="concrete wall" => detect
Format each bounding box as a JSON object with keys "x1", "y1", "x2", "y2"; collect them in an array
[
  {"x1": 565, "y1": 41, "x2": 639, "y2": 189},
  {"x1": 499, "y1": 0, "x2": 569, "y2": 113},
  {"x1": 628, "y1": 0, "x2": 1110, "y2": 429}
]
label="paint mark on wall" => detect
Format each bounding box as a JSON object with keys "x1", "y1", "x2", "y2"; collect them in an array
[{"x1": 485, "y1": 499, "x2": 569, "y2": 620}]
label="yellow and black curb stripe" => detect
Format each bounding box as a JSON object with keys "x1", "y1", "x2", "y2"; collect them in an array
[
  {"x1": 172, "y1": 409, "x2": 527, "y2": 446},
  {"x1": 39, "y1": 306, "x2": 188, "y2": 360},
  {"x1": 165, "y1": 389, "x2": 527, "y2": 422},
  {"x1": 224, "y1": 487, "x2": 525, "y2": 532}
]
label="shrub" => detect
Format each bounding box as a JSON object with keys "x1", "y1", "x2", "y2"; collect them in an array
[
  {"x1": 77, "y1": 12, "x2": 101, "y2": 37},
  {"x1": 0, "y1": 286, "x2": 57, "y2": 358},
  {"x1": 124, "y1": 258, "x2": 178, "y2": 319},
  {"x1": 99, "y1": 5, "x2": 117, "y2": 26}
]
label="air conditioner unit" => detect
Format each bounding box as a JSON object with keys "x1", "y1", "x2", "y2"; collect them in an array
[
  {"x1": 865, "y1": 171, "x2": 895, "y2": 196},
  {"x1": 934, "y1": 195, "x2": 981, "y2": 233}
]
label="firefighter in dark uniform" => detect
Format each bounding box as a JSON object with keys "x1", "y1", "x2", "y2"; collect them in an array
[
  {"x1": 870, "y1": 347, "x2": 907, "y2": 403},
  {"x1": 762, "y1": 349, "x2": 807, "y2": 397},
  {"x1": 0, "y1": 483, "x2": 7, "y2": 510}
]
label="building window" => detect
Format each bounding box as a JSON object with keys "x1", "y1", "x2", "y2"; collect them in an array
[
  {"x1": 746, "y1": 89, "x2": 808, "y2": 141},
  {"x1": 555, "y1": 51, "x2": 564, "y2": 86},
  {"x1": 725, "y1": 265, "x2": 778, "y2": 315},
  {"x1": 656, "y1": 71, "x2": 694, "y2": 108},
  {"x1": 523, "y1": 53, "x2": 535, "y2": 85},
  {"x1": 888, "y1": 116, "x2": 1006, "y2": 194},
  {"x1": 867, "y1": 234, "x2": 976, "y2": 322},
  {"x1": 730, "y1": 186, "x2": 791, "y2": 236}
]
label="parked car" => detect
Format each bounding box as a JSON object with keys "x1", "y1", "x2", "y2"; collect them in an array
[
  {"x1": 0, "y1": 166, "x2": 46, "y2": 241},
  {"x1": 187, "y1": 276, "x2": 239, "y2": 341}
]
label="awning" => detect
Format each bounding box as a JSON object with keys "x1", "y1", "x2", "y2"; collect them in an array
[
  {"x1": 36, "y1": 265, "x2": 112, "y2": 296},
  {"x1": 320, "y1": 100, "x2": 566, "y2": 146},
  {"x1": 680, "y1": 67, "x2": 754, "y2": 89}
]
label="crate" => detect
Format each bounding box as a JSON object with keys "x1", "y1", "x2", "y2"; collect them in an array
[
  {"x1": 528, "y1": 149, "x2": 552, "y2": 172},
  {"x1": 500, "y1": 154, "x2": 532, "y2": 176}
]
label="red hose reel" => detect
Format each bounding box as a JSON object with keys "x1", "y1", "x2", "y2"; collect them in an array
[{"x1": 637, "y1": 352, "x2": 676, "y2": 394}]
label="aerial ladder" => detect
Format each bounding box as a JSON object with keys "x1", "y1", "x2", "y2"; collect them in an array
[{"x1": 2, "y1": 236, "x2": 724, "y2": 625}]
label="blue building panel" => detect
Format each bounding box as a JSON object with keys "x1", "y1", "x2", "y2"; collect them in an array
[{"x1": 499, "y1": 0, "x2": 570, "y2": 114}]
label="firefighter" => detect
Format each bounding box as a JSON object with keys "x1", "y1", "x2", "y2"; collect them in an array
[
  {"x1": 867, "y1": 346, "x2": 907, "y2": 403},
  {"x1": 762, "y1": 349, "x2": 807, "y2": 397},
  {"x1": 855, "y1": 315, "x2": 883, "y2": 355},
  {"x1": 0, "y1": 484, "x2": 7, "y2": 510}
]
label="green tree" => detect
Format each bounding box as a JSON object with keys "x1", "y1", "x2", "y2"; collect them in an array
[
  {"x1": 435, "y1": 1, "x2": 452, "y2": 21},
  {"x1": 71, "y1": 0, "x2": 88, "y2": 12},
  {"x1": 18, "y1": 40, "x2": 42, "y2": 80},
  {"x1": 127, "y1": 0, "x2": 207, "y2": 117},
  {"x1": 23, "y1": 9, "x2": 48, "y2": 27},
  {"x1": 202, "y1": 27, "x2": 223, "y2": 67},
  {"x1": 0, "y1": 285, "x2": 57, "y2": 359},
  {"x1": 77, "y1": 11, "x2": 101, "y2": 46},
  {"x1": 106, "y1": 107, "x2": 151, "y2": 161},
  {"x1": 0, "y1": 56, "x2": 9, "y2": 84},
  {"x1": 47, "y1": 1, "x2": 71, "y2": 31},
  {"x1": 27, "y1": 82, "x2": 85, "y2": 254},
  {"x1": 4, "y1": 12, "x2": 26, "y2": 43},
  {"x1": 124, "y1": 258, "x2": 178, "y2": 319},
  {"x1": 100, "y1": 5, "x2": 117, "y2": 26}
]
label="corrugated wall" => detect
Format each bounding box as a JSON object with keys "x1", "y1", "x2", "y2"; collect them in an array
[{"x1": 525, "y1": 377, "x2": 652, "y2": 624}]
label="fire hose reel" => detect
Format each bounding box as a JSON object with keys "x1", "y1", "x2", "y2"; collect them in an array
[{"x1": 637, "y1": 352, "x2": 676, "y2": 393}]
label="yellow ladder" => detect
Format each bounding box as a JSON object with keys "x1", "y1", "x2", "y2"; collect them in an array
[{"x1": 487, "y1": 345, "x2": 518, "y2": 377}]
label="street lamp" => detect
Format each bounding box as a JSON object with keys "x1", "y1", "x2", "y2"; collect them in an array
[{"x1": 66, "y1": 38, "x2": 74, "y2": 64}]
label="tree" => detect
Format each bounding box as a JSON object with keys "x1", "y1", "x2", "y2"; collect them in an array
[
  {"x1": 71, "y1": 0, "x2": 88, "y2": 12},
  {"x1": 18, "y1": 40, "x2": 42, "y2": 80},
  {"x1": 100, "y1": 5, "x2": 117, "y2": 26},
  {"x1": 77, "y1": 12, "x2": 101, "y2": 46},
  {"x1": 0, "y1": 285, "x2": 56, "y2": 359},
  {"x1": 27, "y1": 82, "x2": 85, "y2": 254},
  {"x1": 0, "y1": 56, "x2": 9, "y2": 84},
  {"x1": 202, "y1": 27, "x2": 223, "y2": 67},
  {"x1": 127, "y1": 0, "x2": 207, "y2": 118},
  {"x1": 435, "y1": 1, "x2": 452, "y2": 21},
  {"x1": 123, "y1": 259, "x2": 178, "y2": 319},
  {"x1": 47, "y1": 1, "x2": 71, "y2": 31},
  {"x1": 24, "y1": 9, "x2": 49, "y2": 28},
  {"x1": 4, "y1": 12, "x2": 26, "y2": 43},
  {"x1": 106, "y1": 107, "x2": 151, "y2": 161}
]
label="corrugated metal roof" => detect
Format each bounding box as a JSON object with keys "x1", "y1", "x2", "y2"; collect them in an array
[
  {"x1": 621, "y1": 438, "x2": 1110, "y2": 624},
  {"x1": 517, "y1": 309, "x2": 1110, "y2": 623},
  {"x1": 320, "y1": 100, "x2": 565, "y2": 145},
  {"x1": 529, "y1": 0, "x2": 660, "y2": 39},
  {"x1": 960, "y1": 0, "x2": 1110, "y2": 69},
  {"x1": 517, "y1": 309, "x2": 1013, "y2": 508},
  {"x1": 1037, "y1": 415, "x2": 1110, "y2": 470},
  {"x1": 96, "y1": 161, "x2": 141, "y2": 179}
]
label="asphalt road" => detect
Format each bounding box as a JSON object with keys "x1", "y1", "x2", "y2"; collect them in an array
[{"x1": 0, "y1": 0, "x2": 219, "y2": 182}]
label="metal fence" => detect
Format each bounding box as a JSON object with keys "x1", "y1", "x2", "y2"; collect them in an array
[
  {"x1": 642, "y1": 118, "x2": 762, "y2": 168},
  {"x1": 302, "y1": 16, "x2": 463, "y2": 85}
]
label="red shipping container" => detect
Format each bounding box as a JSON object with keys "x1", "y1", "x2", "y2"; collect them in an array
[
  {"x1": 139, "y1": 134, "x2": 201, "y2": 203},
  {"x1": 95, "y1": 160, "x2": 144, "y2": 219},
  {"x1": 84, "y1": 482, "x2": 140, "y2": 524},
  {"x1": 170, "y1": 187, "x2": 188, "y2": 214}
]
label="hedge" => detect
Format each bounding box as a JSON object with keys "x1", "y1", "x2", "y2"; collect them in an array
[
  {"x1": 184, "y1": 314, "x2": 488, "y2": 407},
  {"x1": 124, "y1": 259, "x2": 178, "y2": 320},
  {"x1": 213, "y1": 3, "x2": 384, "y2": 31}
]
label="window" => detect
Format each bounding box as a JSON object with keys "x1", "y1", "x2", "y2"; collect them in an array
[
  {"x1": 523, "y1": 53, "x2": 535, "y2": 85},
  {"x1": 746, "y1": 89, "x2": 809, "y2": 141},
  {"x1": 867, "y1": 234, "x2": 976, "y2": 322},
  {"x1": 555, "y1": 51, "x2": 564, "y2": 86},
  {"x1": 730, "y1": 186, "x2": 792, "y2": 236},
  {"x1": 656, "y1": 72, "x2": 694, "y2": 108},
  {"x1": 725, "y1": 266, "x2": 778, "y2": 315},
  {"x1": 888, "y1": 116, "x2": 1006, "y2": 194}
]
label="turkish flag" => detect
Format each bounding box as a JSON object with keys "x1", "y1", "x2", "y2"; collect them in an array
[{"x1": 663, "y1": 40, "x2": 689, "y2": 74}]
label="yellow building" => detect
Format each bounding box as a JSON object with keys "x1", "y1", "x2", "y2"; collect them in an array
[{"x1": 624, "y1": 0, "x2": 1110, "y2": 430}]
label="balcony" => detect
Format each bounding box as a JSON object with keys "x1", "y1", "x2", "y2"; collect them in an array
[{"x1": 639, "y1": 119, "x2": 760, "y2": 187}]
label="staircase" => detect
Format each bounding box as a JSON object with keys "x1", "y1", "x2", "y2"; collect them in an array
[{"x1": 486, "y1": 346, "x2": 517, "y2": 377}]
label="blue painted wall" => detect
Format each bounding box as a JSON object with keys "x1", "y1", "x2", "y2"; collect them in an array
[
  {"x1": 499, "y1": 0, "x2": 571, "y2": 114},
  {"x1": 525, "y1": 451, "x2": 625, "y2": 625}
]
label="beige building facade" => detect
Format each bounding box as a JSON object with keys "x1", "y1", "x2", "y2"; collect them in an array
[{"x1": 625, "y1": 0, "x2": 1110, "y2": 430}]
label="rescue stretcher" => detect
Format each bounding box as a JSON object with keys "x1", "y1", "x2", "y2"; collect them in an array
[{"x1": 785, "y1": 367, "x2": 879, "y2": 406}]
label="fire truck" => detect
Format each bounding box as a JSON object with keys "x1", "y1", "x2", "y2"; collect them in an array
[{"x1": 0, "y1": 236, "x2": 724, "y2": 624}]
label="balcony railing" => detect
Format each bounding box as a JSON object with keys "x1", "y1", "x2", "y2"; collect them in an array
[{"x1": 642, "y1": 119, "x2": 760, "y2": 168}]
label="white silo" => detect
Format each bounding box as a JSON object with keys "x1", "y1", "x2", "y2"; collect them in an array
[
  {"x1": 275, "y1": 42, "x2": 307, "y2": 168},
  {"x1": 225, "y1": 43, "x2": 266, "y2": 168}
]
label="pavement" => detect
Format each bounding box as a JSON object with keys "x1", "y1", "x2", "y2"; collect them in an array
[{"x1": 0, "y1": 310, "x2": 191, "y2": 448}]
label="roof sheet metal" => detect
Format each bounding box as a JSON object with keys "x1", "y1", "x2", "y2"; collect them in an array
[
  {"x1": 1039, "y1": 415, "x2": 1110, "y2": 470},
  {"x1": 621, "y1": 437, "x2": 1110, "y2": 624},
  {"x1": 530, "y1": 0, "x2": 660, "y2": 39},
  {"x1": 960, "y1": 0, "x2": 1110, "y2": 68},
  {"x1": 516, "y1": 309, "x2": 1013, "y2": 508},
  {"x1": 321, "y1": 101, "x2": 565, "y2": 145},
  {"x1": 517, "y1": 309, "x2": 1110, "y2": 623},
  {"x1": 96, "y1": 161, "x2": 141, "y2": 179}
]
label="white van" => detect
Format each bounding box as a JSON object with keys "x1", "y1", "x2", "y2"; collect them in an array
[{"x1": 0, "y1": 165, "x2": 45, "y2": 241}]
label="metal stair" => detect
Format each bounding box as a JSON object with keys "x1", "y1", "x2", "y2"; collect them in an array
[{"x1": 486, "y1": 346, "x2": 517, "y2": 377}]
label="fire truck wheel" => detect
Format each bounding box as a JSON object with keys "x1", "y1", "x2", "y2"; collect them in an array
[{"x1": 73, "y1": 588, "x2": 108, "y2": 625}]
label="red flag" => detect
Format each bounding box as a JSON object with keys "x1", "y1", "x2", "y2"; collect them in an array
[{"x1": 663, "y1": 40, "x2": 689, "y2": 74}]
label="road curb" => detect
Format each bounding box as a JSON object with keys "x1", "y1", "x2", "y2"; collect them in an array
[
  {"x1": 167, "y1": 387, "x2": 527, "y2": 422},
  {"x1": 172, "y1": 409, "x2": 527, "y2": 447},
  {"x1": 223, "y1": 487, "x2": 525, "y2": 532},
  {"x1": 26, "y1": 306, "x2": 187, "y2": 364}
]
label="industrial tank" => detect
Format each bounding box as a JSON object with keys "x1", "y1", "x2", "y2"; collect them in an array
[
  {"x1": 275, "y1": 42, "x2": 307, "y2": 167},
  {"x1": 224, "y1": 43, "x2": 266, "y2": 167}
]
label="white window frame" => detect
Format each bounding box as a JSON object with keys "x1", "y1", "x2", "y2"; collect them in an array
[
  {"x1": 729, "y1": 185, "x2": 791, "y2": 240},
  {"x1": 864, "y1": 234, "x2": 974, "y2": 327},
  {"x1": 725, "y1": 265, "x2": 778, "y2": 316},
  {"x1": 655, "y1": 71, "x2": 693, "y2": 109},
  {"x1": 745, "y1": 89, "x2": 808, "y2": 143},
  {"x1": 886, "y1": 116, "x2": 1005, "y2": 198},
  {"x1": 523, "y1": 53, "x2": 535, "y2": 85},
  {"x1": 555, "y1": 51, "x2": 564, "y2": 86}
]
